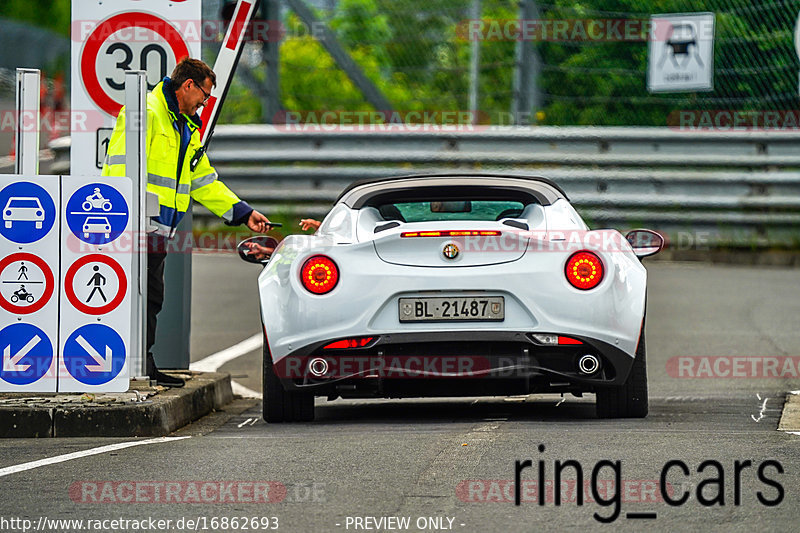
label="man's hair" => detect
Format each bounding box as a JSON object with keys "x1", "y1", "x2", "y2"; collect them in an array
[{"x1": 171, "y1": 57, "x2": 216, "y2": 90}]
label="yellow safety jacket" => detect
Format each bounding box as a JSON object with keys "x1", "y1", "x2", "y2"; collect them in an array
[{"x1": 102, "y1": 79, "x2": 250, "y2": 237}]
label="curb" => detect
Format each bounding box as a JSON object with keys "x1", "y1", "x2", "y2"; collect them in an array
[
  {"x1": 778, "y1": 392, "x2": 800, "y2": 433},
  {"x1": 0, "y1": 372, "x2": 233, "y2": 438}
]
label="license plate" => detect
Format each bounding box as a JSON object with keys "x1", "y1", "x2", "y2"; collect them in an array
[{"x1": 398, "y1": 297, "x2": 504, "y2": 322}]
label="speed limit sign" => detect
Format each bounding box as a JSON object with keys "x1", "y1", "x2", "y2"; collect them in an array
[
  {"x1": 70, "y1": 1, "x2": 201, "y2": 176},
  {"x1": 80, "y1": 12, "x2": 191, "y2": 116}
]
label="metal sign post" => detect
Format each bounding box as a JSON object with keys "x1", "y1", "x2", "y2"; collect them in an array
[
  {"x1": 15, "y1": 69, "x2": 40, "y2": 176},
  {"x1": 124, "y1": 71, "x2": 147, "y2": 380}
]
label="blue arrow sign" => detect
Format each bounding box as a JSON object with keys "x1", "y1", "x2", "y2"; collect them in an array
[
  {"x1": 63, "y1": 324, "x2": 126, "y2": 385},
  {"x1": 0, "y1": 323, "x2": 53, "y2": 385},
  {"x1": 65, "y1": 183, "x2": 129, "y2": 245},
  {"x1": 0, "y1": 182, "x2": 56, "y2": 244}
]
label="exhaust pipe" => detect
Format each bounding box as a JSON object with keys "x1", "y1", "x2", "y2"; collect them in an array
[
  {"x1": 308, "y1": 357, "x2": 330, "y2": 377},
  {"x1": 577, "y1": 354, "x2": 601, "y2": 375}
]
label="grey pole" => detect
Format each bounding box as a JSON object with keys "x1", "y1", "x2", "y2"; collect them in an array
[
  {"x1": 153, "y1": 211, "x2": 192, "y2": 370},
  {"x1": 15, "y1": 69, "x2": 40, "y2": 175},
  {"x1": 264, "y1": 0, "x2": 282, "y2": 122},
  {"x1": 511, "y1": 0, "x2": 541, "y2": 125},
  {"x1": 468, "y1": 0, "x2": 481, "y2": 124},
  {"x1": 124, "y1": 71, "x2": 148, "y2": 380}
]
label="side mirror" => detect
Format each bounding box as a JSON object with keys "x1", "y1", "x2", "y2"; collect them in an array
[
  {"x1": 237, "y1": 236, "x2": 279, "y2": 264},
  {"x1": 625, "y1": 229, "x2": 664, "y2": 258}
]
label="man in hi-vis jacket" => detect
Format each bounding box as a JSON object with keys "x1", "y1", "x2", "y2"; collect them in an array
[{"x1": 103, "y1": 57, "x2": 271, "y2": 387}]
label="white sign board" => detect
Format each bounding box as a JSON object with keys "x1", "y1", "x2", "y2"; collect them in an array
[
  {"x1": 0, "y1": 176, "x2": 60, "y2": 392},
  {"x1": 58, "y1": 176, "x2": 133, "y2": 392},
  {"x1": 648, "y1": 13, "x2": 715, "y2": 93},
  {"x1": 70, "y1": 0, "x2": 202, "y2": 175}
]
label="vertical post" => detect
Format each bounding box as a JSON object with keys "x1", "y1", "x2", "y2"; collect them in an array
[
  {"x1": 15, "y1": 69, "x2": 40, "y2": 175},
  {"x1": 468, "y1": 0, "x2": 481, "y2": 124},
  {"x1": 511, "y1": 0, "x2": 541, "y2": 125},
  {"x1": 153, "y1": 213, "x2": 192, "y2": 370},
  {"x1": 124, "y1": 71, "x2": 148, "y2": 379},
  {"x1": 264, "y1": 0, "x2": 282, "y2": 122}
]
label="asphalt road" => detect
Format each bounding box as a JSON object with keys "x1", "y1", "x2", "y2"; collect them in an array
[{"x1": 0, "y1": 257, "x2": 798, "y2": 532}]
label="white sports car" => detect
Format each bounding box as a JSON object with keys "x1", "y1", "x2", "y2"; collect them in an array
[{"x1": 239, "y1": 174, "x2": 663, "y2": 422}]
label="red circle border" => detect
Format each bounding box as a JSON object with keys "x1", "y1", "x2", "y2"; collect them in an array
[
  {"x1": 0, "y1": 253, "x2": 54, "y2": 315},
  {"x1": 80, "y1": 12, "x2": 191, "y2": 116},
  {"x1": 64, "y1": 254, "x2": 128, "y2": 315}
]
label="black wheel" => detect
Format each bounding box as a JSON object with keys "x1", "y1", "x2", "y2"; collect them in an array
[
  {"x1": 262, "y1": 331, "x2": 314, "y2": 422},
  {"x1": 596, "y1": 327, "x2": 648, "y2": 418}
]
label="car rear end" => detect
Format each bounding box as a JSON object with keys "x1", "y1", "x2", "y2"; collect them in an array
[{"x1": 259, "y1": 187, "x2": 646, "y2": 402}]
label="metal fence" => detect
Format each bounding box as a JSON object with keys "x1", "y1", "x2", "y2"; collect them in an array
[{"x1": 44, "y1": 126, "x2": 800, "y2": 246}]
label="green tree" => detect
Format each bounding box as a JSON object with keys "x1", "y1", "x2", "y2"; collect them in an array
[{"x1": 0, "y1": 0, "x2": 70, "y2": 37}]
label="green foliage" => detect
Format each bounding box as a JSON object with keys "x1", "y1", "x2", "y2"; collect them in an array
[
  {"x1": 217, "y1": 78, "x2": 264, "y2": 124},
  {"x1": 4, "y1": 0, "x2": 796, "y2": 126},
  {"x1": 0, "y1": 0, "x2": 71, "y2": 37},
  {"x1": 536, "y1": 0, "x2": 798, "y2": 125}
]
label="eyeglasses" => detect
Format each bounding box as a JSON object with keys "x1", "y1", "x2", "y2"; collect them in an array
[{"x1": 193, "y1": 80, "x2": 211, "y2": 103}]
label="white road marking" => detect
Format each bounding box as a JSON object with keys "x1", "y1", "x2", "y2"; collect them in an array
[
  {"x1": 190, "y1": 333, "x2": 261, "y2": 372},
  {"x1": 238, "y1": 418, "x2": 255, "y2": 428},
  {"x1": 0, "y1": 436, "x2": 190, "y2": 478},
  {"x1": 190, "y1": 334, "x2": 262, "y2": 398},
  {"x1": 232, "y1": 380, "x2": 260, "y2": 398},
  {"x1": 751, "y1": 395, "x2": 769, "y2": 422}
]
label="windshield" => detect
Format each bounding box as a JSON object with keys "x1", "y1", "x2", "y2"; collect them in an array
[
  {"x1": 7, "y1": 199, "x2": 40, "y2": 208},
  {"x1": 379, "y1": 200, "x2": 526, "y2": 223}
]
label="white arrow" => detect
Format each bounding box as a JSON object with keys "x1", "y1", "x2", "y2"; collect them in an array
[
  {"x1": 2, "y1": 335, "x2": 40, "y2": 373},
  {"x1": 76, "y1": 335, "x2": 112, "y2": 373}
]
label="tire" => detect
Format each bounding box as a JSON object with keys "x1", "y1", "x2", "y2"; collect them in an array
[
  {"x1": 262, "y1": 331, "x2": 314, "y2": 422},
  {"x1": 596, "y1": 327, "x2": 648, "y2": 418},
  {"x1": 10, "y1": 295, "x2": 18, "y2": 303},
  {"x1": 26, "y1": 295, "x2": 33, "y2": 303}
]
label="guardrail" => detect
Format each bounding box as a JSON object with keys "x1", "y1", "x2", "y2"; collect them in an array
[{"x1": 42, "y1": 127, "x2": 800, "y2": 246}]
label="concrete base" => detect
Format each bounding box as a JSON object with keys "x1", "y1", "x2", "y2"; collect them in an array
[{"x1": 0, "y1": 372, "x2": 233, "y2": 438}]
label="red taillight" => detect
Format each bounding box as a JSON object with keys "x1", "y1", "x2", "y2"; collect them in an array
[
  {"x1": 323, "y1": 337, "x2": 374, "y2": 350},
  {"x1": 300, "y1": 255, "x2": 339, "y2": 294},
  {"x1": 565, "y1": 251, "x2": 604, "y2": 290},
  {"x1": 558, "y1": 336, "x2": 582, "y2": 345},
  {"x1": 401, "y1": 230, "x2": 500, "y2": 238}
]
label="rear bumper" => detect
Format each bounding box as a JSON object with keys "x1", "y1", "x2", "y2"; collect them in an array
[{"x1": 270, "y1": 331, "x2": 636, "y2": 397}]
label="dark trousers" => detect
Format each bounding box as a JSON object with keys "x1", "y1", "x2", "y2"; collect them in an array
[{"x1": 146, "y1": 235, "x2": 168, "y2": 371}]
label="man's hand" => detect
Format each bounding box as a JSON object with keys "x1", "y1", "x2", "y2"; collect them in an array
[
  {"x1": 243, "y1": 241, "x2": 275, "y2": 261},
  {"x1": 247, "y1": 210, "x2": 271, "y2": 233},
  {"x1": 300, "y1": 218, "x2": 321, "y2": 231}
]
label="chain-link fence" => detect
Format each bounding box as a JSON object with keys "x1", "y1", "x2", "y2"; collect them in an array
[{"x1": 219, "y1": 0, "x2": 800, "y2": 127}]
